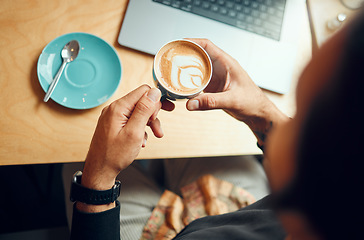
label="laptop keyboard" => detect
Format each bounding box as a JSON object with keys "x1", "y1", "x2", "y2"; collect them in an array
[{"x1": 152, "y1": 0, "x2": 286, "y2": 41}]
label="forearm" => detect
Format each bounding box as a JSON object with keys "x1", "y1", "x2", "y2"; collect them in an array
[{"x1": 70, "y1": 86, "x2": 163, "y2": 239}]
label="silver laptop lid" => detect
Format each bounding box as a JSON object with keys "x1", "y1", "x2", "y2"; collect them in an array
[{"x1": 118, "y1": 0, "x2": 306, "y2": 94}]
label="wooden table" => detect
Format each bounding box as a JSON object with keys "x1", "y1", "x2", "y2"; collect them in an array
[
  {"x1": 308, "y1": 0, "x2": 360, "y2": 50},
  {"x1": 0, "y1": 0, "x2": 312, "y2": 166}
]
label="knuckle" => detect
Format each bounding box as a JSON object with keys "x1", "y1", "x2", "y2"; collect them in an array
[
  {"x1": 101, "y1": 105, "x2": 109, "y2": 115},
  {"x1": 108, "y1": 102, "x2": 118, "y2": 115},
  {"x1": 205, "y1": 39, "x2": 213, "y2": 46},
  {"x1": 108, "y1": 100, "x2": 126, "y2": 115},
  {"x1": 135, "y1": 99, "x2": 154, "y2": 114},
  {"x1": 123, "y1": 127, "x2": 143, "y2": 143},
  {"x1": 204, "y1": 96, "x2": 217, "y2": 109}
]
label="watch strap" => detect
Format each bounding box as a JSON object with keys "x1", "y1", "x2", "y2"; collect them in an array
[{"x1": 70, "y1": 171, "x2": 121, "y2": 205}]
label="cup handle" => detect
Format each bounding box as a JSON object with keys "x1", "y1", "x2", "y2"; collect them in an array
[{"x1": 160, "y1": 93, "x2": 167, "y2": 102}]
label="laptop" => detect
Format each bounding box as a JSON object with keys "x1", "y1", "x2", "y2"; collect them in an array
[{"x1": 118, "y1": 0, "x2": 306, "y2": 94}]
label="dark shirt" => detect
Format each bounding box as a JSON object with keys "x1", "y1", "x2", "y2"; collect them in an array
[
  {"x1": 71, "y1": 202, "x2": 120, "y2": 240},
  {"x1": 71, "y1": 195, "x2": 285, "y2": 240}
]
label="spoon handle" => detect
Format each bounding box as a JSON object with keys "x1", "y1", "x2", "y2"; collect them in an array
[{"x1": 44, "y1": 59, "x2": 67, "y2": 102}]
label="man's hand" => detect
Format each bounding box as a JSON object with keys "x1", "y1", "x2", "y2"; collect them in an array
[
  {"x1": 185, "y1": 39, "x2": 289, "y2": 147},
  {"x1": 77, "y1": 85, "x2": 162, "y2": 212}
]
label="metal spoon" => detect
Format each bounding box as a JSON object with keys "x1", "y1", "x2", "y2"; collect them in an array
[{"x1": 43, "y1": 40, "x2": 80, "y2": 102}]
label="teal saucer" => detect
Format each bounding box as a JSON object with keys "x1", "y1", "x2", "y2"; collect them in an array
[{"x1": 37, "y1": 32, "x2": 122, "y2": 109}]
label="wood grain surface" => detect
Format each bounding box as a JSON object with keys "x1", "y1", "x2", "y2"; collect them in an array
[
  {"x1": 308, "y1": 0, "x2": 360, "y2": 49},
  {"x1": 0, "y1": 0, "x2": 311, "y2": 165}
]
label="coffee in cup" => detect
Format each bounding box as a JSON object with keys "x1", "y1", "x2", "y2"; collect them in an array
[{"x1": 153, "y1": 39, "x2": 212, "y2": 100}]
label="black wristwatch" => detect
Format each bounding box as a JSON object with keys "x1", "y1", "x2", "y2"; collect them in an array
[{"x1": 70, "y1": 171, "x2": 121, "y2": 205}]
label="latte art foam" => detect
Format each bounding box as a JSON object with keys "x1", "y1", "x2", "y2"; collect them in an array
[
  {"x1": 156, "y1": 41, "x2": 211, "y2": 95},
  {"x1": 170, "y1": 55, "x2": 204, "y2": 91}
]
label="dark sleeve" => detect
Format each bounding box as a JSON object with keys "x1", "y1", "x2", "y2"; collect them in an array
[
  {"x1": 173, "y1": 196, "x2": 285, "y2": 240},
  {"x1": 70, "y1": 200, "x2": 120, "y2": 240}
]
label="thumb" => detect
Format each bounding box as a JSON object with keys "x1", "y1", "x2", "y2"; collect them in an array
[
  {"x1": 186, "y1": 92, "x2": 227, "y2": 111},
  {"x1": 125, "y1": 88, "x2": 161, "y2": 134}
]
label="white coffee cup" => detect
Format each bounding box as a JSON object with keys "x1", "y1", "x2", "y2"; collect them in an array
[{"x1": 153, "y1": 39, "x2": 213, "y2": 100}]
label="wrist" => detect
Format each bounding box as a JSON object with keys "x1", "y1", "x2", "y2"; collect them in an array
[
  {"x1": 246, "y1": 103, "x2": 289, "y2": 148},
  {"x1": 82, "y1": 156, "x2": 119, "y2": 191},
  {"x1": 81, "y1": 169, "x2": 116, "y2": 191},
  {"x1": 70, "y1": 171, "x2": 120, "y2": 213}
]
